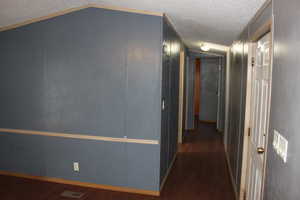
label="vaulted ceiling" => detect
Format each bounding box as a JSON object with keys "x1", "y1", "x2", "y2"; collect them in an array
[{"x1": 0, "y1": 0, "x2": 266, "y2": 49}]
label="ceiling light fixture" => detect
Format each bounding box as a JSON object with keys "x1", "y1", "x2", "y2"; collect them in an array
[{"x1": 200, "y1": 43, "x2": 210, "y2": 52}]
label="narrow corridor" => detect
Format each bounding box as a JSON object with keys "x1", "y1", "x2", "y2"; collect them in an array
[
  {"x1": 0, "y1": 123, "x2": 234, "y2": 200},
  {"x1": 161, "y1": 122, "x2": 235, "y2": 200}
]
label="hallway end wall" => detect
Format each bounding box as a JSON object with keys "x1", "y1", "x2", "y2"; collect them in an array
[{"x1": 199, "y1": 57, "x2": 221, "y2": 122}]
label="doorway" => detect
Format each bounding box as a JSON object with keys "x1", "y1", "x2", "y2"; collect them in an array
[
  {"x1": 184, "y1": 51, "x2": 226, "y2": 137},
  {"x1": 241, "y1": 31, "x2": 272, "y2": 200}
]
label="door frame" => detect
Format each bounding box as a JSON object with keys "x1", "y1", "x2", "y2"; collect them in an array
[
  {"x1": 239, "y1": 18, "x2": 273, "y2": 200},
  {"x1": 194, "y1": 58, "x2": 201, "y2": 121},
  {"x1": 216, "y1": 57, "x2": 222, "y2": 129},
  {"x1": 178, "y1": 50, "x2": 185, "y2": 143}
]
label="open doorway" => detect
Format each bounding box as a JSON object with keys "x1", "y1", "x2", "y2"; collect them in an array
[{"x1": 183, "y1": 50, "x2": 227, "y2": 142}]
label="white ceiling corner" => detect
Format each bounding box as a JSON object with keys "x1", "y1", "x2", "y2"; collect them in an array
[{"x1": 0, "y1": 0, "x2": 266, "y2": 48}]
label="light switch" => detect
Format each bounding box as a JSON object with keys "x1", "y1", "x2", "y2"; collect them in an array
[
  {"x1": 73, "y1": 162, "x2": 80, "y2": 172},
  {"x1": 279, "y1": 135, "x2": 288, "y2": 163},
  {"x1": 273, "y1": 130, "x2": 288, "y2": 163},
  {"x1": 273, "y1": 130, "x2": 280, "y2": 152}
]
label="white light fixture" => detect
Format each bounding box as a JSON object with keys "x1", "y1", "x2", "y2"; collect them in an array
[
  {"x1": 200, "y1": 43, "x2": 210, "y2": 52},
  {"x1": 232, "y1": 42, "x2": 243, "y2": 53}
]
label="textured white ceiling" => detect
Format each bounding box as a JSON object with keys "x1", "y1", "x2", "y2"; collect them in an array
[{"x1": 0, "y1": 0, "x2": 266, "y2": 47}]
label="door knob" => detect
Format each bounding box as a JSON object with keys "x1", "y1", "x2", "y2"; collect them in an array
[{"x1": 257, "y1": 147, "x2": 265, "y2": 154}]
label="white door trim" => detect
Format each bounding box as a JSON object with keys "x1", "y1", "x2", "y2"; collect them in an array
[
  {"x1": 224, "y1": 50, "x2": 231, "y2": 151},
  {"x1": 239, "y1": 42, "x2": 255, "y2": 200},
  {"x1": 178, "y1": 50, "x2": 185, "y2": 143}
]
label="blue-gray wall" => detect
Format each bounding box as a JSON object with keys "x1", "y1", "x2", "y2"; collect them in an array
[
  {"x1": 228, "y1": 1, "x2": 300, "y2": 199},
  {"x1": 227, "y1": 31, "x2": 247, "y2": 194},
  {"x1": 225, "y1": 1, "x2": 272, "y2": 196},
  {"x1": 0, "y1": 7, "x2": 163, "y2": 191},
  {"x1": 265, "y1": 0, "x2": 300, "y2": 199},
  {"x1": 160, "y1": 16, "x2": 183, "y2": 183},
  {"x1": 199, "y1": 57, "x2": 220, "y2": 122}
]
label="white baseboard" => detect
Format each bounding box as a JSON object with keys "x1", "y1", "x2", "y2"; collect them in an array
[
  {"x1": 225, "y1": 150, "x2": 239, "y2": 200},
  {"x1": 160, "y1": 153, "x2": 177, "y2": 192}
]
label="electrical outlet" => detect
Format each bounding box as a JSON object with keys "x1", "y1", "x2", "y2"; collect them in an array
[{"x1": 73, "y1": 162, "x2": 79, "y2": 172}]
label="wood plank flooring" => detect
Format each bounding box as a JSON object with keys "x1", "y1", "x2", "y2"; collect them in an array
[{"x1": 0, "y1": 122, "x2": 235, "y2": 200}]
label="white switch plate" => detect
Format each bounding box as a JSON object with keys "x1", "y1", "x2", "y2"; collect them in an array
[
  {"x1": 279, "y1": 135, "x2": 288, "y2": 163},
  {"x1": 73, "y1": 162, "x2": 80, "y2": 172},
  {"x1": 273, "y1": 130, "x2": 288, "y2": 163},
  {"x1": 273, "y1": 130, "x2": 280, "y2": 151}
]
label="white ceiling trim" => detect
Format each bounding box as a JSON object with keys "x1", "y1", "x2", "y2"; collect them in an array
[{"x1": 0, "y1": 4, "x2": 164, "y2": 32}]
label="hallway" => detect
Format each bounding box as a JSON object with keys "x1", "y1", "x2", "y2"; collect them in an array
[
  {"x1": 2, "y1": 0, "x2": 300, "y2": 199},
  {"x1": 0, "y1": 123, "x2": 234, "y2": 200},
  {"x1": 168, "y1": 122, "x2": 235, "y2": 200}
]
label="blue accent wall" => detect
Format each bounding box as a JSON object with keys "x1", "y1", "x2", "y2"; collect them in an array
[{"x1": 0, "y1": 7, "x2": 162, "y2": 191}]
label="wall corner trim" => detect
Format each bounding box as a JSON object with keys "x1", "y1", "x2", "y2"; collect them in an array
[
  {"x1": 249, "y1": 19, "x2": 272, "y2": 42},
  {"x1": 163, "y1": 14, "x2": 185, "y2": 46},
  {"x1": 0, "y1": 4, "x2": 163, "y2": 32},
  {"x1": 240, "y1": 0, "x2": 272, "y2": 36},
  {"x1": 224, "y1": 149, "x2": 239, "y2": 200},
  {"x1": 0, "y1": 171, "x2": 160, "y2": 196},
  {"x1": 160, "y1": 152, "x2": 177, "y2": 192}
]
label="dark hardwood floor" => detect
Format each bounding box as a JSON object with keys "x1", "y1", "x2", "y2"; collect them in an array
[{"x1": 0, "y1": 122, "x2": 235, "y2": 200}]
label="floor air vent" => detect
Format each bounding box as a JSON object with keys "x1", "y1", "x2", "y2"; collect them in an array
[{"x1": 60, "y1": 190, "x2": 85, "y2": 199}]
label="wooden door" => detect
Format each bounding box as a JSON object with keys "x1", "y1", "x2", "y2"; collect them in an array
[
  {"x1": 194, "y1": 58, "x2": 201, "y2": 119},
  {"x1": 246, "y1": 32, "x2": 271, "y2": 200}
]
